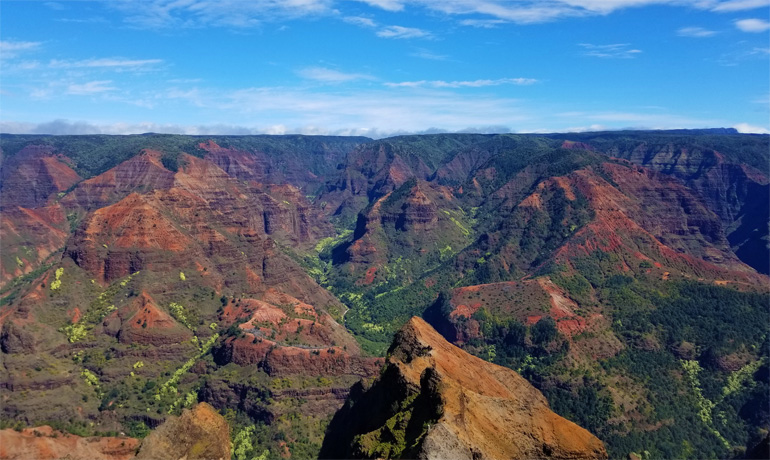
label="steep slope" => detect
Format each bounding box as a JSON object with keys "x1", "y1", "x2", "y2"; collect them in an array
[
  {"x1": 552, "y1": 131, "x2": 770, "y2": 273},
  {"x1": 319, "y1": 134, "x2": 490, "y2": 222},
  {"x1": 334, "y1": 179, "x2": 472, "y2": 285},
  {"x1": 0, "y1": 144, "x2": 81, "y2": 209},
  {"x1": 61, "y1": 149, "x2": 175, "y2": 210},
  {"x1": 0, "y1": 145, "x2": 81, "y2": 289},
  {"x1": 63, "y1": 153, "x2": 337, "y2": 304},
  {"x1": 0, "y1": 204, "x2": 69, "y2": 287},
  {"x1": 456, "y1": 160, "x2": 758, "y2": 286},
  {"x1": 321, "y1": 317, "x2": 607, "y2": 459}
]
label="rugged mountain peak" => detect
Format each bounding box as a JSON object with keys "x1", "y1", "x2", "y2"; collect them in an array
[
  {"x1": 135, "y1": 402, "x2": 230, "y2": 460},
  {"x1": 321, "y1": 317, "x2": 607, "y2": 459}
]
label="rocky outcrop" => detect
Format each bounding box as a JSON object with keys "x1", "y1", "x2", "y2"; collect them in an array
[
  {"x1": 0, "y1": 426, "x2": 139, "y2": 460},
  {"x1": 0, "y1": 320, "x2": 38, "y2": 354},
  {"x1": 320, "y1": 317, "x2": 607, "y2": 460},
  {"x1": 220, "y1": 336, "x2": 382, "y2": 377},
  {"x1": 215, "y1": 289, "x2": 381, "y2": 377},
  {"x1": 135, "y1": 402, "x2": 230, "y2": 460},
  {"x1": 103, "y1": 292, "x2": 192, "y2": 346}
]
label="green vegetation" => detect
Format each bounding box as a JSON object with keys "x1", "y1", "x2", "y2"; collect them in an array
[
  {"x1": 169, "y1": 302, "x2": 194, "y2": 330},
  {"x1": 232, "y1": 425, "x2": 269, "y2": 460},
  {"x1": 49, "y1": 268, "x2": 64, "y2": 291},
  {"x1": 58, "y1": 272, "x2": 140, "y2": 343},
  {"x1": 81, "y1": 369, "x2": 103, "y2": 397}
]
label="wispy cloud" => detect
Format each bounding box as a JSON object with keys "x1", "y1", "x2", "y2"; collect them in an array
[
  {"x1": 110, "y1": 0, "x2": 334, "y2": 29},
  {"x1": 677, "y1": 26, "x2": 718, "y2": 37},
  {"x1": 385, "y1": 78, "x2": 537, "y2": 88},
  {"x1": 355, "y1": 0, "x2": 404, "y2": 12},
  {"x1": 459, "y1": 19, "x2": 508, "y2": 28},
  {"x1": 409, "y1": 48, "x2": 450, "y2": 61},
  {"x1": 710, "y1": 0, "x2": 770, "y2": 12},
  {"x1": 91, "y1": 0, "x2": 770, "y2": 28},
  {"x1": 716, "y1": 46, "x2": 770, "y2": 65},
  {"x1": 376, "y1": 25, "x2": 431, "y2": 39},
  {"x1": 734, "y1": 18, "x2": 770, "y2": 32},
  {"x1": 67, "y1": 80, "x2": 116, "y2": 95},
  {"x1": 0, "y1": 41, "x2": 42, "y2": 59},
  {"x1": 579, "y1": 43, "x2": 642, "y2": 58},
  {"x1": 43, "y1": 2, "x2": 67, "y2": 10},
  {"x1": 297, "y1": 66, "x2": 375, "y2": 83},
  {"x1": 343, "y1": 16, "x2": 377, "y2": 27},
  {"x1": 356, "y1": 0, "x2": 770, "y2": 24},
  {"x1": 56, "y1": 17, "x2": 110, "y2": 24},
  {"x1": 49, "y1": 57, "x2": 163, "y2": 69}
]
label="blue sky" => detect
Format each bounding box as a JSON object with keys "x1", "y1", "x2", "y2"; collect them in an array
[{"x1": 1, "y1": 0, "x2": 768, "y2": 136}]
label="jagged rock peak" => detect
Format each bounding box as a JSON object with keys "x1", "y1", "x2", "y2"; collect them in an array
[
  {"x1": 321, "y1": 317, "x2": 607, "y2": 460},
  {"x1": 135, "y1": 402, "x2": 230, "y2": 460}
]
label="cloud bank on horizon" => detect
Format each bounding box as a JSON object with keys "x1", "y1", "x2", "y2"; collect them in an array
[{"x1": 1, "y1": 0, "x2": 768, "y2": 135}]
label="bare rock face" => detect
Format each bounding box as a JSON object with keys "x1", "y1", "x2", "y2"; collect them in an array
[
  {"x1": 0, "y1": 426, "x2": 139, "y2": 460},
  {"x1": 320, "y1": 317, "x2": 607, "y2": 460},
  {"x1": 135, "y1": 402, "x2": 230, "y2": 460}
]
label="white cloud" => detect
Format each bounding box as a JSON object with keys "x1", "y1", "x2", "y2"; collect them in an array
[
  {"x1": 343, "y1": 16, "x2": 377, "y2": 27},
  {"x1": 734, "y1": 18, "x2": 770, "y2": 32},
  {"x1": 677, "y1": 26, "x2": 718, "y2": 37},
  {"x1": 711, "y1": 0, "x2": 770, "y2": 11},
  {"x1": 67, "y1": 80, "x2": 116, "y2": 95},
  {"x1": 579, "y1": 43, "x2": 642, "y2": 58},
  {"x1": 49, "y1": 58, "x2": 163, "y2": 69},
  {"x1": 297, "y1": 66, "x2": 375, "y2": 83},
  {"x1": 385, "y1": 78, "x2": 537, "y2": 88},
  {"x1": 0, "y1": 41, "x2": 42, "y2": 59},
  {"x1": 376, "y1": 25, "x2": 431, "y2": 38},
  {"x1": 355, "y1": 0, "x2": 404, "y2": 11},
  {"x1": 733, "y1": 122, "x2": 770, "y2": 134}
]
